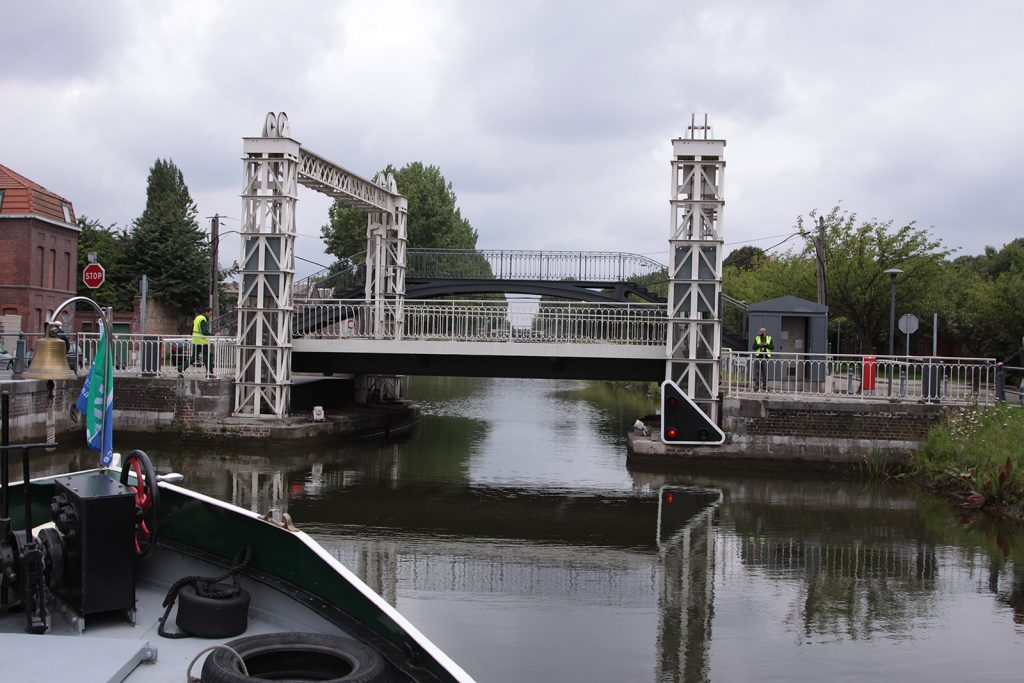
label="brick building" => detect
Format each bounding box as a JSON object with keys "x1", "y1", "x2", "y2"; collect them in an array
[{"x1": 0, "y1": 164, "x2": 80, "y2": 336}]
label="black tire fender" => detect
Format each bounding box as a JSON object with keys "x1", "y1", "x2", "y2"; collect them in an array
[
  {"x1": 201, "y1": 632, "x2": 387, "y2": 683},
  {"x1": 176, "y1": 583, "x2": 250, "y2": 639}
]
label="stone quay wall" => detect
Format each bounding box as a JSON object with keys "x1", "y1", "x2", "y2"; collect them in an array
[
  {"x1": 0, "y1": 376, "x2": 409, "y2": 444},
  {"x1": 628, "y1": 395, "x2": 946, "y2": 470}
]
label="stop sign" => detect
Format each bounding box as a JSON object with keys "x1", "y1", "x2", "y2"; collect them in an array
[{"x1": 82, "y1": 262, "x2": 106, "y2": 289}]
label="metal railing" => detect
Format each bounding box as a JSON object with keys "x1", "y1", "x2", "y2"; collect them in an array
[
  {"x1": 721, "y1": 351, "x2": 999, "y2": 405},
  {"x1": 294, "y1": 298, "x2": 667, "y2": 345},
  {"x1": 74, "y1": 333, "x2": 236, "y2": 379},
  {"x1": 405, "y1": 249, "x2": 665, "y2": 282},
  {"x1": 293, "y1": 249, "x2": 668, "y2": 299}
]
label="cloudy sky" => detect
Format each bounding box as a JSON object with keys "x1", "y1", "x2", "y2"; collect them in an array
[{"x1": 2, "y1": 0, "x2": 1021, "y2": 279}]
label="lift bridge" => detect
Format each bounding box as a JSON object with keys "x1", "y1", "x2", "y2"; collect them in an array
[{"x1": 236, "y1": 113, "x2": 725, "y2": 429}]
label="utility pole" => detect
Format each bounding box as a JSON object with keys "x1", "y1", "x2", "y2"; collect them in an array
[
  {"x1": 815, "y1": 216, "x2": 827, "y2": 306},
  {"x1": 209, "y1": 214, "x2": 220, "y2": 320}
]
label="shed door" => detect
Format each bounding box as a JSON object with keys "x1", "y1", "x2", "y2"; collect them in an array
[{"x1": 779, "y1": 316, "x2": 806, "y2": 354}]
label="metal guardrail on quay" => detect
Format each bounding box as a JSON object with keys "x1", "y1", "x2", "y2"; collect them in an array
[
  {"x1": 722, "y1": 350, "x2": 999, "y2": 405},
  {"x1": 74, "y1": 333, "x2": 235, "y2": 379}
]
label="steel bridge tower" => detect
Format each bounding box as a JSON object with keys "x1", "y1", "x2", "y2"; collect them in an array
[
  {"x1": 235, "y1": 112, "x2": 407, "y2": 417},
  {"x1": 666, "y1": 116, "x2": 724, "y2": 423}
]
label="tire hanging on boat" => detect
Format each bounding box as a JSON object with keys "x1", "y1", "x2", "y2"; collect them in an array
[{"x1": 200, "y1": 632, "x2": 387, "y2": 683}]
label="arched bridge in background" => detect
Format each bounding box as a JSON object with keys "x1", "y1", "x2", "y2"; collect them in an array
[{"x1": 295, "y1": 248, "x2": 669, "y2": 304}]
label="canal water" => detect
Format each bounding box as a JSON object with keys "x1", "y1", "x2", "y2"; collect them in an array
[{"x1": 48, "y1": 377, "x2": 1024, "y2": 681}]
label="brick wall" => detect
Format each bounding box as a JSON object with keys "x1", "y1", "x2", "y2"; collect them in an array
[
  {"x1": 720, "y1": 396, "x2": 944, "y2": 462},
  {"x1": 0, "y1": 376, "x2": 233, "y2": 442},
  {"x1": 0, "y1": 217, "x2": 79, "y2": 336},
  {"x1": 742, "y1": 405, "x2": 939, "y2": 441}
]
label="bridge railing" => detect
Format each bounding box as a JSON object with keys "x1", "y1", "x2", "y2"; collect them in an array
[
  {"x1": 405, "y1": 249, "x2": 666, "y2": 282},
  {"x1": 721, "y1": 350, "x2": 998, "y2": 405},
  {"x1": 294, "y1": 298, "x2": 667, "y2": 345},
  {"x1": 73, "y1": 333, "x2": 236, "y2": 379},
  {"x1": 293, "y1": 249, "x2": 668, "y2": 297}
]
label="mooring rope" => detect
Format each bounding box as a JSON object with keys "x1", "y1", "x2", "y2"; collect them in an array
[{"x1": 158, "y1": 546, "x2": 252, "y2": 639}]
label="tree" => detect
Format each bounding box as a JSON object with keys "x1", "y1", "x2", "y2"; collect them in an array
[
  {"x1": 723, "y1": 245, "x2": 766, "y2": 271},
  {"x1": 76, "y1": 216, "x2": 135, "y2": 310},
  {"x1": 125, "y1": 159, "x2": 211, "y2": 316},
  {"x1": 944, "y1": 240, "x2": 1024, "y2": 358},
  {"x1": 798, "y1": 206, "x2": 952, "y2": 353},
  {"x1": 321, "y1": 162, "x2": 479, "y2": 264}
]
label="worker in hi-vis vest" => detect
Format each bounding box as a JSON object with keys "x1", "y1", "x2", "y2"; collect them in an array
[
  {"x1": 191, "y1": 307, "x2": 214, "y2": 375},
  {"x1": 752, "y1": 327, "x2": 774, "y2": 391}
]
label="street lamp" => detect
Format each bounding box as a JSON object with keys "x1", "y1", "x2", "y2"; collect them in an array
[{"x1": 884, "y1": 268, "x2": 903, "y2": 396}]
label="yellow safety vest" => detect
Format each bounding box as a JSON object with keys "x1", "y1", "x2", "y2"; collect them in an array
[
  {"x1": 192, "y1": 314, "x2": 209, "y2": 345},
  {"x1": 755, "y1": 334, "x2": 772, "y2": 358}
]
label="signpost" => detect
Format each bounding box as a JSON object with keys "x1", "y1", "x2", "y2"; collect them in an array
[
  {"x1": 82, "y1": 263, "x2": 105, "y2": 290},
  {"x1": 898, "y1": 313, "x2": 919, "y2": 357}
]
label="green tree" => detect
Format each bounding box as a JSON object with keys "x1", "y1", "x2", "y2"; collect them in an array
[
  {"x1": 723, "y1": 245, "x2": 766, "y2": 271},
  {"x1": 321, "y1": 162, "x2": 479, "y2": 264},
  {"x1": 945, "y1": 240, "x2": 1024, "y2": 358},
  {"x1": 76, "y1": 216, "x2": 135, "y2": 309},
  {"x1": 126, "y1": 159, "x2": 211, "y2": 315},
  {"x1": 798, "y1": 206, "x2": 952, "y2": 353}
]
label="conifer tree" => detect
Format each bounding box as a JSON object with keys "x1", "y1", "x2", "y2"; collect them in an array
[{"x1": 126, "y1": 159, "x2": 211, "y2": 316}]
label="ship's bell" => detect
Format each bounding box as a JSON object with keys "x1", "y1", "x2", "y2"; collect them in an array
[{"x1": 25, "y1": 335, "x2": 76, "y2": 381}]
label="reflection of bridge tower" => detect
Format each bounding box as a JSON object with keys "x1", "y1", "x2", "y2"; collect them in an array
[
  {"x1": 236, "y1": 112, "x2": 408, "y2": 416},
  {"x1": 666, "y1": 115, "x2": 724, "y2": 422},
  {"x1": 229, "y1": 464, "x2": 286, "y2": 514},
  {"x1": 657, "y1": 500, "x2": 716, "y2": 682}
]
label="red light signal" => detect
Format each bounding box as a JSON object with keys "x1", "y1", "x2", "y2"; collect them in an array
[{"x1": 660, "y1": 380, "x2": 726, "y2": 445}]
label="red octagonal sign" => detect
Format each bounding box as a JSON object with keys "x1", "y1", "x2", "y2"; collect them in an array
[{"x1": 82, "y1": 262, "x2": 106, "y2": 289}]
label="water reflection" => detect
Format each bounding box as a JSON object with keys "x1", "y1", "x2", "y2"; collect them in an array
[{"x1": 31, "y1": 378, "x2": 1024, "y2": 681}]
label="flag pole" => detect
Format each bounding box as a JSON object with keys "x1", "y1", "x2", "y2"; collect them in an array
[{"x1": 46, "y1": 296, "x2": 114, "y2": 468}]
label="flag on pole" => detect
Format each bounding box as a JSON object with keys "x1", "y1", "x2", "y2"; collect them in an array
[{"x1": 75, "y1": 322, "x2": 114, "y2": 467}]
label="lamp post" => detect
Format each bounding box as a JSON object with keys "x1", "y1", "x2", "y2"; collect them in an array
[{"x1": 884, "y1": 268, "x2": 903, "y2": 396}]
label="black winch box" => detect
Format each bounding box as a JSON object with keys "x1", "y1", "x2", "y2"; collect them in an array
[{"x1": 51, "y1": 472, "x2": 136, "y2": 616}]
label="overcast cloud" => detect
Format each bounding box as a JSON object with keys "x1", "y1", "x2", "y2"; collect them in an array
[{"x1": 2, "y1": 0, "x2": 1021, "y2": 278}]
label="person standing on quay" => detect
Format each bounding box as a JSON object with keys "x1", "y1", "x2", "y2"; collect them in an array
[
  {"x1": 191, "y1": 307, "x2": 214, "y2": 375},
  {"x1": 752, "y1": 327, "x2": 773, "y2": 391}
]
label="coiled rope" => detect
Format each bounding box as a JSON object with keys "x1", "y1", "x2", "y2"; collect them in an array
[{"x1": 158, "y1": 546, "x2": 252, "y2": 639}]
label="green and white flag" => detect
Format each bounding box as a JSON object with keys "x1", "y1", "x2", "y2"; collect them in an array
[{"x1": 75, "y1": 323, "x2": 114, "y2": 467}]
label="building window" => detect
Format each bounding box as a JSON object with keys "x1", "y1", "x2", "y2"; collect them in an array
[
  {"x1": 64, "y1": 252, "x2": 72, "y2": 290},
  {"x1": 0, "y1": 189, "x2": 5, "y2": 211},
  {"x1": 62, "y1": 202, "x2": 72, "y2": 223},
  {"x1": 37, "y1": 246, "x2": 45, "y2": 287},
  {"x1": 50, "y1": 249, "x2": 57, "y2": 288}
]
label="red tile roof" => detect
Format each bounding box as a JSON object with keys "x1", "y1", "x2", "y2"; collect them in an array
[{"x1": 0, "y1": 163, "x2": 76, "y2": 224}]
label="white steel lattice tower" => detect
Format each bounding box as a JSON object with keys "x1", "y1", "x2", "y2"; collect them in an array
[
  {"x1": 666, "y1": 116, "x2": 724, "y2": 422},
  {"x1": 235, "y1": 113, "x2": 409, "y2": 416},
  {"x1": 235, "y1": 113, "x2": 298, "y2": 417}
]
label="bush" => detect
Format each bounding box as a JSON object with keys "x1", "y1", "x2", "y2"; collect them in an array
[{"x1": 912, "y1": 404, "x2": 1024, "y2": 506}]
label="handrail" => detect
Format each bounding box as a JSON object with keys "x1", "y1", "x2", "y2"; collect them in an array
[
  {"x1": 73, "y1": 332, "x2": 236, "y2": 380},
  {"x1": 294, "y1": 298, "x2": 667, "y2": 345},
  {"x1": 293, "y1": 249, "x2": 668, "y2": 298},
  {"x1": 721, "y1": 350, "x2": 998, "y2": 405}
]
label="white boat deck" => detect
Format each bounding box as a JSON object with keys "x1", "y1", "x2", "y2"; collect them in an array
[{"x1": 0, "y1": 544, "x2": 362, "y2": 682}]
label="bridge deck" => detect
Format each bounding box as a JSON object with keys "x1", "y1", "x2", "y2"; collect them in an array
[{"x1": 292, "y1": 338, "x2": 666, "y2": 381}]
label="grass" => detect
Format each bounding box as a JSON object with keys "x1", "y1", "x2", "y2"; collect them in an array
[
  {"x1": 909, "y1": 403, "x2": 1024, "y2": 510},
  {"x1": 861, "y1": 447, "x2": 891, "y2": 480}
]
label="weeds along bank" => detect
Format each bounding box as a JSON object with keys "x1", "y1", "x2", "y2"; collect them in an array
[{"x1": 909, "y1": 403, "x2": 1024, "y2": 517}]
